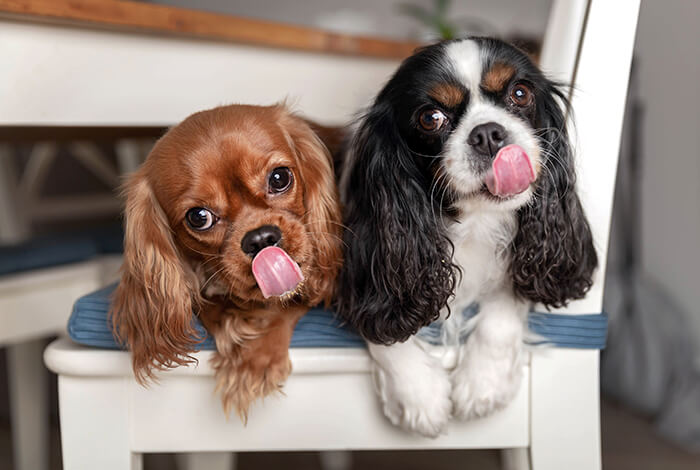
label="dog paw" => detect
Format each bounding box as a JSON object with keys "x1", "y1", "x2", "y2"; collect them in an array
[
  {"x1": 450, "y1": 343, "x2": 523, "y2": 420},
  {"x1": 374, "y1": 360, "x2": 452, "y2": 438}
]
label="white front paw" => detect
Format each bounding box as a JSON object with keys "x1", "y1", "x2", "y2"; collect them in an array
[
  {"x1": 450, "y1": 342, "x2": 523, "y2": 420},
  {"x1": 373, "y1": 360, "x2": 452, "y2": 438}
]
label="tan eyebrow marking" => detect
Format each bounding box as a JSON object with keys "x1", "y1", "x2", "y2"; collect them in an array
[
  {"x1": 428, "y1": 83, "x2": 466, "y2": 108},
  {"x1": 482, "y1": 62, "x2": 516, "y2": 93}
]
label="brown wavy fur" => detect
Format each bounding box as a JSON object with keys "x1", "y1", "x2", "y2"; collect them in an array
[{"x1": 110, "y1": 104, "x2": 342, "y2": 418}]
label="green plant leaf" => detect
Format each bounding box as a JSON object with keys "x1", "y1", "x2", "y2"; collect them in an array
[{"x1": 399, "y1": 0, "x2": 459, "y2": 40}]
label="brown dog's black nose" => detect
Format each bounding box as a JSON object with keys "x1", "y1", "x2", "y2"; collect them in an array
[
  {"x1": 241, "y1": 225, "x2": 282, "y2": 257},
  {"x1": 467, "y1": 122, "x2": 507, "y2": 157}
]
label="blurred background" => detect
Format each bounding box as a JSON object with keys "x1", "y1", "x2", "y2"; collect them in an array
[{"x1": 0, "y1": 0, "x2": 698, "y2": 469}]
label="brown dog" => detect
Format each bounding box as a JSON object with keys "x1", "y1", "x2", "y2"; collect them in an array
[{"x1": 110, "y1": 104, "x2": 342, "y2": 420}]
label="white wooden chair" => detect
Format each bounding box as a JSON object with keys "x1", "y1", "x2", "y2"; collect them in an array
[
  {"x1": 0, "y1": 133, "x2": 131, "y2": 470},
  {"x1": 2, "y1": 0, "x2": 641, "y2": 468},
  {"x1": 0, "y1": 256, "x2": 121, "y2": 470}
]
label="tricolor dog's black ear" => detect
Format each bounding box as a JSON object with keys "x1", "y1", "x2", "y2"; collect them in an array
[
  {"x1": 335, "y1": 102, "x2": 457, "y2": 344},
  {"x1": 511, "y1": 84, "x2": 598, "y2": 307}
]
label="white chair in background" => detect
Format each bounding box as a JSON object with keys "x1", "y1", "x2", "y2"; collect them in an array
[
  {"x1": 0, "y1": 256, "x2": 121, "y2": 470},
  {"x1": 0, "y1": 149, "x2": 128, "y2": 470},
  {"x1": 2, "y1": 0, "x2": 642, "y2": 468}
]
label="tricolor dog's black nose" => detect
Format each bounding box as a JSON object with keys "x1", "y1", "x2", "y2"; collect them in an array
[
  {"x1": 467, "y1": 122, "x2": 507, "y2": 158},
  {"x1": 241, "y1": 225, "x2": 282, "y2": 257}
]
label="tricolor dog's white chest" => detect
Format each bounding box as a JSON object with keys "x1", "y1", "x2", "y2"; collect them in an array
[
  {"x1": 438, "y1": 209, "x2": 517, "y2": 332},
  {"x1": 451, "y1": 208, "x2": 516, "y2": 299}
]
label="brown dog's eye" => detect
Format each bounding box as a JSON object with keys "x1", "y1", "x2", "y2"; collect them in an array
[
  {"x1": 418, "y1": 109, "x2": 447, "y2": 132},
  {"x1": 510, "y1": 83, "x2": 534, "y2": 107},
  {"x1": 185, "y1": 207, "x2": 217, "y2": 231},
  {"x1": 268, "y1": 167, "x2": 293, "y2": 194}
]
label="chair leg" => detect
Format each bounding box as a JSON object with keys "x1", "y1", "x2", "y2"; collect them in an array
[
  {"x1": 58, "y1": 375, "x2": 143, "y2": 470},
  {"x1": 0, "y1": 144, "x2": 30, "y2": 244},
  {"x1": 319, "y1": 450, "x2": 352, "y2": 470},
  {"x1": 501, "y1": 448, "x2": 531, "y2": 470},
  {"x1": 530, "y1": 350, "x2": 601, "y2": 470},
  {"x1": 175, "y1": 452, "x2": 236, "y2": 470},
  {"x1": 8, "y1": 339, "x2": 49, "y2": 470}
]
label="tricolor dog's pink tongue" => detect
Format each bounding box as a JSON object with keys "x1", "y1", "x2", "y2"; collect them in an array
[
  {"x1": 251, "y1": 246, "x2": 304, "y2": 299},
  {"x1": 485, "y1": 144, "x2": 536, "y2": 197}
]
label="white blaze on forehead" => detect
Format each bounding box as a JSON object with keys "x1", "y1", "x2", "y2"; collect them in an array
[{"x1": 445, "y1": 40, "x2": 483, "y2": 103}]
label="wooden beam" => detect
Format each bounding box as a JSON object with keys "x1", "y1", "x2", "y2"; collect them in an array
[{"x1": 0, "y1": 0, "x2": 421, "y2": 59}]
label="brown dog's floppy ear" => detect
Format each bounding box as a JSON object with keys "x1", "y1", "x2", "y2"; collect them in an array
[
  {"x1": 110, "y1": 170, "x2": 201, "y2": 383},
  {"x1": 281, "y1": 111, "x2": 343, "y2": 306}
]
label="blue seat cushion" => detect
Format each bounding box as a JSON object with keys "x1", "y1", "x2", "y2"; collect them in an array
[
  {"x1": 68, "y1": 284, "x2": 606, "y2": 351},
  {"x1": 0, "y1": 223, "x2": 124, "y2": 276},
  {"x1": 68, "y1": 284, "x2": 365, "y2": 350}
]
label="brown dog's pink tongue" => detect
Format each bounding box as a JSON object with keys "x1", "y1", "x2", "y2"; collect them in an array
[
  {"x1": 251, "y1": 246, "x2": 304, "y2": 299},
  {"x1": 485, "y1": 144, "x2": 536, "y2": 197}
]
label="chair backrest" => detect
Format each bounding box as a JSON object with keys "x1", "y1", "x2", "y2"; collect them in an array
[{"x1": 539, "y1": 0, "x2": 641, "y2": 314}]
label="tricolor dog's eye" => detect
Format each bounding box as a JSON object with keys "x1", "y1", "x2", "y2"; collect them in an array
[
  {"x1": 185, "y1": 207, "x2": 217, "y2": 231},
  {"x1": 510, "y1": 83, "x2": 534, "y2": 107},
  {"x1": 268, "y1": 167, "x2": 293, "y2": 194},
  {"x1": 418, "y1": 109, "x2": 447, "y2": 132}
]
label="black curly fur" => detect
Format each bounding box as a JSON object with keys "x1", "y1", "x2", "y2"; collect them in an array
[
  {"x1": 336, "y1": 99, "x2": 458, "y2": 344},
  {"x1": 511, "y1": 85, "x2": 597, "y2": 306}
]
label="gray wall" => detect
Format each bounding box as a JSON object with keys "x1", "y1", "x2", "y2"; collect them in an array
[{"x1": 635, "y1": 1, "x2": 700, "y2": 335}]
